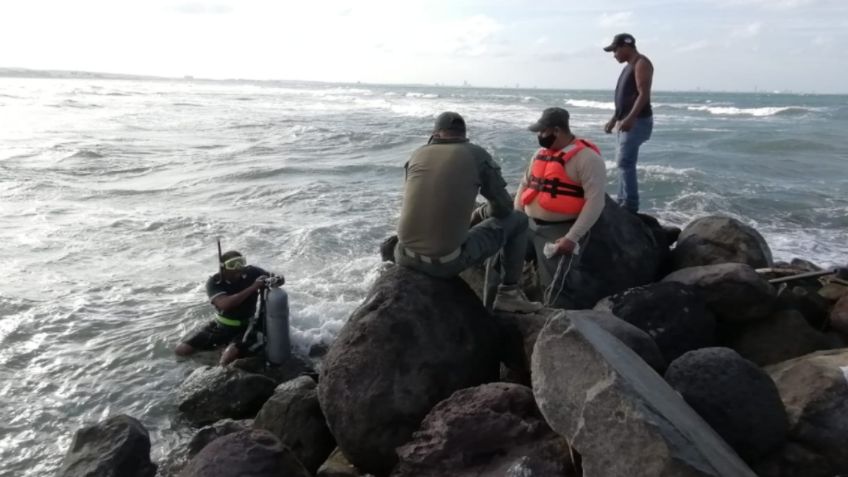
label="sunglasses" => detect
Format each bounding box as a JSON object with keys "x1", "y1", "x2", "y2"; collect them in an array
[{"x1": 222, "y1": 256, "x2": 247, "y2": 270}]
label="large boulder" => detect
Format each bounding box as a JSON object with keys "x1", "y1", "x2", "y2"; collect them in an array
[
  {"x1": 158, "y1": 419, "x2": 253, "y2": 477},
  {"x1": 754, "y1": 350, "x2": 848, "y2": 477},
  {"x1": 231, "y1": 353, "x2": 315, "y2": 385},
  {"x1": 254, "y1": 376, "x2": 335, "y2": 474},
  {"x1": 830, "y1": 295, "x2": 848, "y2": 334},
  {"x1": 317, "y1": 265, "x2": 500, "y2": 476},
  {"x1": 818, "y1": 277, "x2": 848, "y2": 302},
  {"x1": 663, "y1": 262, "x2": 776, "y2": 321},
  {"x1": 671, "y1": 216, "x2": 773, "y2": 270},
  {"x1": 177, "y1": 366, "x2": 277, "y2": 426},
  {"x1": 726, "y1": 310, "x2": 833, "y2": 366},
  {"x1": 664, "y1": 347, "x2": 789, "y2": 463},
  {"x1": 776, "y1": 285, "x2": 834, "y2": 329},
  {"x1": 184, "y1": 419, "x2": 253, "y2": 458},
  {"x1": 542, "y1": 196, "x2": 664, "y2": 309},
  {"x1": 392, "y1": 383, "x2": 575, "y2": 477},
  {"x1": 636, "y1": 212, "x2": 679, "y2": 276},
  {"x1": 179, "y1": 429, "x2": 310, "y2": 477},
  {"x1": 532, "y1": 314, "x2": 756, "y2": 476},
  {"x1": 497, "y1": 309, "x2": 666, "y2": 374},
  {"x1": 58, "y1": 415, "x2": 156, "y2": 477},
  {"x1": 595, "y1": 282, "x2": 715, "y2": 363}
]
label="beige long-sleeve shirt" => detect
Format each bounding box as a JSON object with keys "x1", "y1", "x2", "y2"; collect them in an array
[{"x1": 516, "y1": 142, "x2": 606, "y2": 243}]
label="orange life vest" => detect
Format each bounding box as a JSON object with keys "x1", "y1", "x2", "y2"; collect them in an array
[{"x1": 520, "y1": 139, "x2": 600, "y2": 215}]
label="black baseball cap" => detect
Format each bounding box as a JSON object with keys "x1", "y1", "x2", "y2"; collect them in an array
[
  {"x1": 528, "y1": 107, "x2": 570, "y2": 132},
  {"x1": 603, "y1": 33, "x2": 636, "y2": 52},
  {"x1": 433, "y1": 111, "x2": 466, "y2": 134}
]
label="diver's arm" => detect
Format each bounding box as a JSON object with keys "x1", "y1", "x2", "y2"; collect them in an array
[{"x1": 211, "y1": 279, "x2": 264, "y2": 312}]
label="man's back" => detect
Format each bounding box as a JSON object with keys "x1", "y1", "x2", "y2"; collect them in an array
[{"x1": 398, "y1": 140, "x2": 483, "y2": 257}]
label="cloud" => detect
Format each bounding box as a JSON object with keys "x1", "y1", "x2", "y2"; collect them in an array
[
  {"x1": 811, "y1": 34, "x2": 830, "y2": 46},
  {"x1": 731, "y1": 21, "x2": 762, "y2": 38},
  {"x1": 598, "y1": 11, "x2": 633, "y2": 28},
  {"x1": 708, "y1": 0, "x2": 817, "y2": 9},
  {"x1": 675, "y1": 40, "x2": 711, "y2": 53},
  {"x1": 173, "y1": 2, "x2": 233, "y2": 14},
  {"x1": 444, "y1": 15, "x2": 504, "y2": 57}
]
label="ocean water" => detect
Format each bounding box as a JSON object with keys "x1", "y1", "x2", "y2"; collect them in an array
[{"x1": 0, "y1": 77, "x2": 846, "y2": 476}]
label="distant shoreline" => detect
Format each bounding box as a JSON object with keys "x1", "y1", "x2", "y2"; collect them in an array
[{"x1": 1, "y1": 66, "x2": 844, "y2": 96}]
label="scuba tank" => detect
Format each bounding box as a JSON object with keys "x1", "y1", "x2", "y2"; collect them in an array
[
  {"x1": 264, "y1": 286, "x2": 291, "y2": 365},
  {"x1": 242, "y1": 275, "x2": 291, "y2": 365}
]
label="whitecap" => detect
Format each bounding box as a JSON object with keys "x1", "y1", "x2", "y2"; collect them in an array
[
  {"x1": 405, "y1": 92, "x2": 439, "y2": 99},
  {"x1": 686, "y1": 105, "x2": 813, "y2": 117},
  {"x1": 565, "y1": 99, "x2": 615, "y2": 110}
]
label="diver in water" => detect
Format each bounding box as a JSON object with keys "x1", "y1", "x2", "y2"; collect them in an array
[{"x1": 174, "y1": 250, "x2": 285, "y2": 365}]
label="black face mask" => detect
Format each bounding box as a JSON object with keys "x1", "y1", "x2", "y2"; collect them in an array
[{"x1": 537, "y1": 133, "x2": 556, "y2": 149}]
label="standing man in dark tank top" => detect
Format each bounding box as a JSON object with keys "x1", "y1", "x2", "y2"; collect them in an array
[{"x1": 603, "y1": 33, "x2": 654, "y2": 213}]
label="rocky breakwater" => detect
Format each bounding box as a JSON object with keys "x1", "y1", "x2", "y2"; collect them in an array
[{"x1": 58, "y1": 211, "x2": 847, "y2": 477}]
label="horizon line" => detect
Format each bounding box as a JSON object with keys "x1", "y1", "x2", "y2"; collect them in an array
[{"x1": 1, "y1": 66, "x2": 845, "y2": 96}]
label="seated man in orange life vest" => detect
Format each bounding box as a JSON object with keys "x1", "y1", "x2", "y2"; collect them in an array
[{"x1": 514, "y1": 107, "x2": 607, "y2": 308}]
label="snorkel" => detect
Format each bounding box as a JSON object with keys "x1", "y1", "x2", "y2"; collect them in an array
[{"x1": 217, "y1": 238, "x2": 224, "y2": 280}]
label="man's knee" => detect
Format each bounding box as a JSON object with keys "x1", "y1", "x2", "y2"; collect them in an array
[
  {"x1": 219, "y1": 344, "x2": 241, "y2": 366},
  {"x1": 502, "y1": 209, "x2": 529, "y2": 234},
  {"x1": 174, "y1": 342, "x2": 194, "y2": 356}
]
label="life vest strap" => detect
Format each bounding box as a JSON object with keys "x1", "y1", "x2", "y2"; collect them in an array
[
  {"x1": 216, "y1": 315, "x2": 243, "y2": 327},
  {"x1": 534, "y1": 154, "x2": 569, "y2": 167},
  {"x1": 527, "y1": 176, "x2": 585, "y2": 198}
]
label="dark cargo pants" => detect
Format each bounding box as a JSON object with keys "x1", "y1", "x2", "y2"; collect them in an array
[{"x1": 395, "y1": 209, "x2": 530, "y2": 284}]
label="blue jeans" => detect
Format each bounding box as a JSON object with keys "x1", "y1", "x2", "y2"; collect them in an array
[{"x1": 616, "y1": 116, "x2": 653, "y2": 212}]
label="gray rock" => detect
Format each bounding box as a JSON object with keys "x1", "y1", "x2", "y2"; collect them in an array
[
  {"x1": 317, "y1": 265, "x2": 500, "y2": 476},
  {"x1": 755, "y1": 350, "x2": 848, "y2": 477},
  {"x1": 775, "y1": 285, "x2": 833, "y2": 328},
  {"x1": 317, "y1": 448, "x2": 363, "y2": 477},
  {"x1": 177, "y1": 366, "x2": 277, "y2": 426},
  {"x1": 664, "y1": 347, "x2": 789, "y2": 462},
  {"x1": 254, "y1": 376, "x2": 335, "y2": 474},
  {"x1": 577, "y1": 310, "x2": 667, "y2": 373},
  {"x1": 231, "y1": 353, "x2": 315, "y2": 385},
  {"x1": 496, "y1": 308, "x2": 565, "y2": 374},
  {"x1": 671, "y1": 216, "x2": 773, "y2": 270},
  {"x1": 727, "y1": 309, "x2": 833, "y2": 366},
  {"x1": 636, "y1": 212, "x2": 678, "y2": 275},
  {"x1": 595, "y1": 282, "x2": 715, "y2": 363},
  {"x1": 179, "y1": 429, "x2": 310, "y2": 477},
  {"x1": 158, "y1": 419, "x2": 254, "y2": 477},
  {"x1": 663, "y1": 262, "x2": 776, "y2": 321},
  {"x1": 59, "y1": 415, "x2": 156, "y2": 477},
  {"x1": 830, "y1": 295, "x2": 848, "y2": 334},
  {"x1": 186, "y1": 418, "x2": 253, "y2": 459},
  {"x1": 497, "y1": 309, "x2": 666, "y2": 375},
  {"x1": 392, "y1": 383, "x2": 576, "y2": 477},
  {"x1": 789, "y1": 258, "x2": 823, "y2": 272},
  {"x1": 532, "y1": 314, "x2": 756, "y2": 477},
  {"x1": 538, "y1": 196, "x2": 665, "y2": 309}
]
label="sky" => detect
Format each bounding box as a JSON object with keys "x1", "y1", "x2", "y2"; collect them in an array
[{"x1": 1, "y1": 0, "x2": 847, "y2": 93}]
